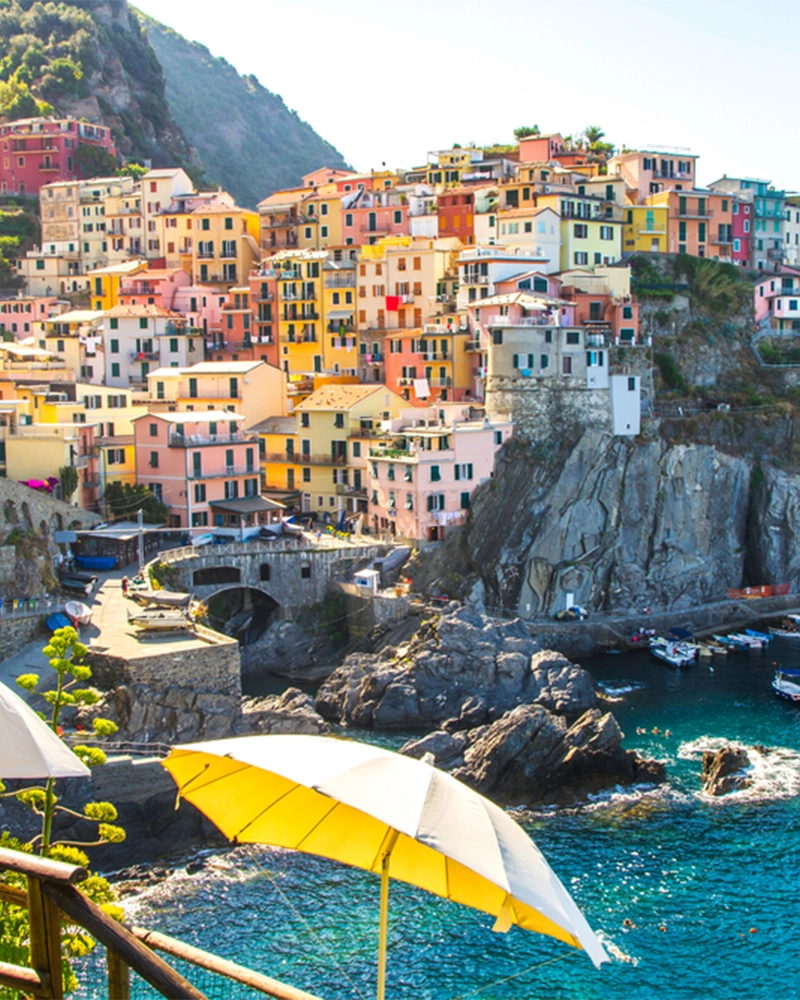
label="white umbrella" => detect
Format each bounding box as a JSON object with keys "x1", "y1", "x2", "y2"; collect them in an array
[
  {"x1": 0, "y1": 680, "x2": 90, "y2": 779},
  {"x1": 164, "y1": 735, "x2": 608, "y2": 997}
]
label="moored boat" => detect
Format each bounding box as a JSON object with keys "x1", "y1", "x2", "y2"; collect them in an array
[
  {"x1": 650, "y1": 636, "x2": 697, "y2": 669},
  {"x1": 127, "y1": 610, "x2": 193, "y2": 632},
  {"x1": 745, "y1": 628, "x2": 773, "y2": 644},
  {"x1": 64, "y1": 600, "x2": 92, "y2": 626},
  {"x1": 772, "y1": 668, "x2": 800, "y2": 702}
]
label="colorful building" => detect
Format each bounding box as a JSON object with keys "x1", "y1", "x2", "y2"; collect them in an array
[
  {"x1": 191, "y1": 204, "x2": 260, "y2": 290},
  {"x1": 270, "y1": 249, "x2": 326, "y2": 376},
  {"x1": 608, "y1": 149, "x2": 700, "y2": 204},
  {"x1": 101, "y1": 305, "x2": 197, "y2": 389},
  {"x1": 622, "y1": 205, "x2": 668, "y2": 254},
  {"x1": 133, "y1": 410, "x2": 261, "y2": 530},
  {"x1": 645, "y1": 189, "x2": 732, "y2": 259},
  {"x1": 708, "y1": 177, "x2": 786, "y2": 271},
  {"x1": 0, "y1": 117, "x2": 116, "y2": 196},
  {"x1": 368, "y1": 404, "x2": 512, "y2": 543}
]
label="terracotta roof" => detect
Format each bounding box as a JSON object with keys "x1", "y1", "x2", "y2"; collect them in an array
[{"x1": 295, "y1": 384, "x2": 394, "y2": 412}]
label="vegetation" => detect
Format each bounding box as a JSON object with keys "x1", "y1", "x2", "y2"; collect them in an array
[
  {"x1": 140, "y1": 13, "x2": 349, "y2": 206},
  {"x1": 672, "y1": 254, "x2": 751, "y2": 322},
  {"x1": 513, "y1": 125, "x2": 540, "y2": 140},
  {"x1": 57, "y1": 464, "x2": 78, "y2": 501},
  {"x1": 0, "y1": 627, "x2": 123, "y2": 995},
  {"x1": 103, "y1": 481, "x2": 168, "y2": 523},
  {"x1": 654, "y1": 351, "x2": 688, "y2": 393}
]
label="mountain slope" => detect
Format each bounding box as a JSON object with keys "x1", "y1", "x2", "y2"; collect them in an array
[
  {"x1": 0, "y1": 1, "x2": 198, "y2": 173},
  {"x1": 140, "y1": 15, "x2": 350, "y2": 208}
]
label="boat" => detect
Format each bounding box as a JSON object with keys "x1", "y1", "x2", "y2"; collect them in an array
[
  {"x1": 745, "y1": 628, "x2": 773, "y2": 644},
  {"x1": 772, "y1": 668, "x2": 800, "y2": 702},
  {"x1": 59, "y1": 573, "x2": 96, "y2": 595},
  {"x1": 768, "y1": 617, "x2": 800, "y2": 638},
  {"x1": 650, "y1": 636, "x2": 697, "y2": 669},
  {"x1": 64, "y1": 600, "x2": 92, "y2": 626},
  {"x1": 713, "y1": 633, "x2": 750, "y2": 650},
  {"x1": 127, "y1": 610, "x2": 193, "y2": 632},
  {"x1": 729, "y1": 632, "x2": 763, "y2": 650},
  {"x1": 129, "y1": 590, "x2": 192, "y2": 610},
  {"x1": 46, "y1": 612, "x2": 72, "y2": 632}
]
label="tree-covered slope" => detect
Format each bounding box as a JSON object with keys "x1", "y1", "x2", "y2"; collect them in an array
[
  {"x1": 139, "y1": 14, "x2": 350, "y2": 207},
  {"x1": 0, "y1": 0, "x2": 197, "y2": 172}
]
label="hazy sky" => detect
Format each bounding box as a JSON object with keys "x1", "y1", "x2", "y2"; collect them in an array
[{"x1": 134, "y1": 0, "x2": 800, "y2": 191}]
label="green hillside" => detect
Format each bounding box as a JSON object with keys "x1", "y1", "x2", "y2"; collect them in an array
[{"x1": 140, "y1": 15, "x2": 350, "y2": 208}]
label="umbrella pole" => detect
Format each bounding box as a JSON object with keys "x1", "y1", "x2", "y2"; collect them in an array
[{"x1": 377, "y1": 831, "x2": 398, "y2": 1000}]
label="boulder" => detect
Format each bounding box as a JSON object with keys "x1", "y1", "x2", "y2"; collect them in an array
[
  {"x1": 701, "y1": 746, "x2": 751, "y2": 796},
  {"x1": 315, "y1": 606, "x2": 598, "y2": 728},
  {"x1": 431, "y1": 704, "x2": 668, "y2": 807}
]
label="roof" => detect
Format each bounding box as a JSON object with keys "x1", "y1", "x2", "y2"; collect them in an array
[
  {"x1": 295, "y1": 384, "x2": 390, "y2": 412},
  {"x1": 86, "y1": 260, "x2": 147, "y2": 277},
  {"x1": 122, "y1": 268, "x2": 185, "y2": 281},
  {"x1": 191, "y1": 204, "x2": 251, "y2": 216},
  {"x1": 250, "y1": 415, "x2": 297, "y2": 434},
  {"x1": 132, "y1": 411, "x2": 245, "y2": 424},
  {"x1": 185, "y1": 361, "x2": 265, "y2": 374},
  {"x1": 44, "y1": 310, "x2": 103, "y2": 324},
  {"x1": 473, "y1": 291, "x2": 553, "y2": 309},
  {"x1": 143, "y1": 168, "x2": 188, "y2": 178},
  {"x1": 208, "y1": 496, "x2": 285, "y2": 514},
  {"x1": 104, "y1": 304, "x2": 183, "y2": 319}
]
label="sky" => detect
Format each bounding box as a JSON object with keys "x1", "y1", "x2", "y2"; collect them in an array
[{"x1": 134, "y1": 0, "x2": 800, "y2": 191}]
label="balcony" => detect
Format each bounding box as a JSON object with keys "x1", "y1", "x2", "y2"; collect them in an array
[
  {"x1": 197, "y1": 251, "x2": 215, "y2": 260},
  {"x1": 461, "y1": 273, "x2": 490, "y2": 285},
  {"x1": 38, "y1": 161, "x2": 60, "y2": 171},
  {"x1": 397, "y1": 377, "x2": 415, "y2": 386},
  {"x1": 768, "y1": 248, "x2": 786, "y2": 260},
  {"x1": 586, "y1": 333, "x2": 610, "y2": 348},
  {"x1": 281, "y1": 289, "x2": 317, "y2": 301},
  {"x1": 264, "y1": 451, "x2": 346, "y2": 466},
  {"x1": 327, "y1": 320, "x2": 355, "y2": 334},
  {"x1": 169, "y1": 432, "x2": 256, "y2": 447},
  {"x1": 262, "y1": 216, "x2": 306, "y2": 229},
  {"x1": 254, "y1": 291, "x2": 274, "y2": 302},
  {"x1": 188, "y1": 464, "x2": 258, "y2": 480},
  {"x1": 465, "y1": 340, "x2": 482, "y2": 351},
  {"x1": 325, "y1": 276, "x2": 355, "y2": 288},
  {"x1": 429, "y1": 377, "x2": 452, "y2": 387},
  {"x1": 489, "y1": 315, "x2": 549, "y2": 327},
  {"x1": 280, "y1": 334, "x2": 317, "y2": 344},
  {"x1": 128, "y1": 350, "x2": 160, "y2": 362},
  {"x1": 421, "y1": 351, "x2": 450, "y2": 361}
]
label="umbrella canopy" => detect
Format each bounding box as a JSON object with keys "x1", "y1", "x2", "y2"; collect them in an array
[
  {"x1": 0, "y1": 680, "x2": 90, "y2": 780},
  {"x1": 163, "y1": 734, "x2": 609, "y2": 977}
]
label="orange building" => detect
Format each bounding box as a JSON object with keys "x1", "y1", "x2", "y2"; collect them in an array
[{"x1": 646, "y1": 189, "x2": 733, "y2": 259}]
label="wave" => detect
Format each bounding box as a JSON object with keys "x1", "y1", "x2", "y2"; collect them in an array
[
  {"x1": 598, "y1": 680, "x2": 648, "y2": 701},
  {"x1": 678, "y1": 736, "x2": 800, "y2": 802}
]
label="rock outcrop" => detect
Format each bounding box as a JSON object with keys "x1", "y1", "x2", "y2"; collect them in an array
[
  {"x1": 315, "y1": 606, "x2": 597, "y2": 728},
  {"x1": 402, "y1": 704, "x2": 666, "y2": 807},
  {"x1": 73, "y1": 684, "x2": 328, "y2": 744},
  {"x1": 702, "y1": 745, "x2": 752, "y2": 796}
]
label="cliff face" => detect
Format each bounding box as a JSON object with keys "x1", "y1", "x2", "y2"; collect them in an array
[
  {"x1": 140, "y1": 14, "x2": 350, "y2": 207},
  {"x1": 422, "y1": 429, "x2": 800, "y2": 617}
]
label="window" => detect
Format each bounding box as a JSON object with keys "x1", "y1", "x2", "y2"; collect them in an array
[
  {"x1": 224, "y1": 480, "x2": 239, "y2": 500},
  {"x1": 149, "y1": 451, "x2": 159, "y2": 468},
  {"x1": 334, "y1": 413, "x2": 344, "y2": 428},
  {"x1": 111, "y1": 362, "x2": 120, "y2": 378},
  {"x1": 454, "y1": 463, "x2": 473, "y2": 480},
  {"x1": 302, "y1": 467, "x2": 311, "y2": 482},
  {"x1": 574, "y1": 252, "x2": 588, "y2": 265},
  {"x1": 139, "y1": 317, "x2": 148, "y2": 329},
  {"x1": 460, "y1": 491, "x2": 471, "y2": 510},
  {"x1": 430, "y1": 465, "x2": 441, "y2": 482},
  {"x1": 405, "y1": 493, "x2": 414, "y2": 510},
  {"x1": 194, "y1": 483, "x2": 206, "y2": 502},
  {"x1": 600, "y1": 226, "x2": 613, "y2": 240},
  {"x1": 393, "y1": 210, "x2": 402, "y2": 224},
  {"x1": 109, "y1": 317, "x2": 118, "y2": 330},
  {"x1": 574, "y1": 223, "x2": 588, "y2": 239},
  {"x1": 388, "y1": 490, "x2": 396, "y2": 508},
  {"x1": 149, "y1": 422, "x2": 158, "y2": 437},
  {"x1": 301, "y1": 565, "x2": 311, "y2": 579},
  {"x1": 352, "y1": 441, "x2": 361, "y2": 458},
  {"x1": 427, "y1": 493, "x2": 445, "y2": 511},
  {"x1": 494, "y1": 430, "x2": 503, "y2": 445},
  {"x1": 169, "y1": 337, "x2": 179, "y2": 353},
  {"x1": 628, "y1": 377, "x2": 637, "y2": 391}
]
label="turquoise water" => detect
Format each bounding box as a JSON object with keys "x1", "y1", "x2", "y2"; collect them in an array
[{"x1": 75, "y1": 639, "x2": 800, "y2": 999}]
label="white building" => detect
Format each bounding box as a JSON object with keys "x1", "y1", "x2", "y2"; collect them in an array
[
  {"x1": 102, "y1": 304, "x2": 199, "y2": 389},
  {"x1": 456, "y1": 246, "x2": 552, "y2": 309}
]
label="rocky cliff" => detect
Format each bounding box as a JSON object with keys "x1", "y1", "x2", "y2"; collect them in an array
[{"x1": 413, "y1": 426, "x2": 800, "y2": 617}]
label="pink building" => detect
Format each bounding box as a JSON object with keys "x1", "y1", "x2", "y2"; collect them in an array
[
  {"x1": 368, "y1": 404, "x2": 512, "y2": 543},
  {"x1": 172, "y1": 284, "x2": 225, "y2": 341},
  {"x1": 118, "y1": 269, "x2": 191, "y2": 310},
  {"x1": 133, "y1": 410, "x2": 265, "y2": 532},
  {"x1": 0, "y1": 295, "x2": 66, "y2": 337},
  {"x1": 341, "y1": 192, "x2": 409, "y2": 246},
  {"x1": 732, "y1": 200, "x2": 752, "y2": 266},
  {"x1": 0, "y1": 118, "x2": 116, "y2": 196},
  {"x1": 754, "y1": 271, "x2": 800, "y2": 329},
  {"x1": 609, "y1": 150, "x2": 699, "y2": 204}
]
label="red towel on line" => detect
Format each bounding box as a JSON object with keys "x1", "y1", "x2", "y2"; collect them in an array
[{"x1": 385, "y1": 295, "x2": 401, "y2": 312}]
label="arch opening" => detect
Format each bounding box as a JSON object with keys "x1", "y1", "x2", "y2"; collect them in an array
[
  {"x1": 194, "y1": 565, "x2": 241, "y2": 586},
  {"x1": 205, "y1": 586, "x2": 279, "y2": 647}
]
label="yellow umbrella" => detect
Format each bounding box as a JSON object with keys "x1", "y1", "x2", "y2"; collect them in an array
[{"x1": 162, "y1": 734, "x2": 608, "y2": 997}]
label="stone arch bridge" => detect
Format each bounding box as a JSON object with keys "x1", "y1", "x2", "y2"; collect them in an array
[{"x1": 149, "y1": 539, "x2": 392, "y2": 616}]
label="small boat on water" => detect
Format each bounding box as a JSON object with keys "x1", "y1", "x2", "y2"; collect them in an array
[
  {"x1": 768, "y1": 617, "x2": 800, "y2": 639},
  {"x1": 64, "y1": 600, "x2": 92, "y2": 626},
  {"x1": 772, "y1": 668, "x2": 800, "y2": 702},
  {"x1": 127, "y1": 609, "x2": 193, "y2": 632},
  {"x1": 650, "y1": 636, "x2": 698, "y2": 669},
  {"x1": 745, "y1": 628, "x2": 773, "y2": 644},
  {"x1": 713, "y1": 633, "x2": 751, "y2": 651},
  {"x1": 729, "y1": 632, "x2": 763, "y2": 650}
]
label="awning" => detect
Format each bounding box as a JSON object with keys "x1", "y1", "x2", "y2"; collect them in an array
[
  {"x1": 326, "y1": 310, "x2": 354, "y2": 320},
  {"x1": 208, "y1": 496, "x2": 285, "y2": 515}
]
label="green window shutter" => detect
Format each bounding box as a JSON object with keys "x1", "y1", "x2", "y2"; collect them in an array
[{"x1": 461, "y1": 491, "x2": 471, "y2": 509}]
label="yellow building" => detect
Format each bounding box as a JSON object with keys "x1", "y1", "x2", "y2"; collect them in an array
[
  {"x1": 258, "y1": 383, "x2": 405, "y2": 516},
  {"x1": 191, "y1": 204, "x2": 261, "y2": 291},
  {"x1": 88, "y1": 259, "x2": 148, "y2": 312},
  {"x1": 322, "y1": 254, "x2": 359, "y2": 374},
  {"x1": 145, "y1": 360, "x2": 288, "y2": 427},
  {"x1": 270, "y1": 249, "x2": 327, "y2": 376},
  {"x1": 41, "y1": 309, "x2": 104, "y2": 384},
  {"x1": 538, "y1": 192, "x2": 623, "y2": 270},
  {"x1": 297, "y1": 188, "x2": 344, "y2": 250},
  {"x1": 622, "y1": 205, "x2": 669, "y2": 254}
]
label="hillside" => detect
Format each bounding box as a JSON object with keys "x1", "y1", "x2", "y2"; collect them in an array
[
  {"x1": 140, "y1": 15, "x2": 350, "y2": 208},
  {"x1": 0, "y1": 0, "x2": 198, "y2": 173}
]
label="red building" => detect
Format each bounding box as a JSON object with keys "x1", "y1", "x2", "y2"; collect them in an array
[
  {"x1": 731, "y1": 199, "x2": 751, "y2": 267},
  {"x1": 0, "y1": 118, "x2": 117, "y2": 196},
  {"x1": 437, "y1": 189, "x2": 476, "y2": 244}
]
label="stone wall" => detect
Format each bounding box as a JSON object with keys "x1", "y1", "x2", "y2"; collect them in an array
[
  {"x1": 0, "y1": 478, "x2": 100, "y2": 598},
  {"x1": 485, "y1": 377, "x2": 613, "y2": 442},
  {"x1": 0, "y1": 613, "x2": 46, "y2": 662},
  {"x1": 86, "y1": 635, "x2": 242, "y2": 699}
]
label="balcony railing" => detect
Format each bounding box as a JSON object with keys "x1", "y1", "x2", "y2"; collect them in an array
[
  {"x1": 465, "y1": 340, "x2": 482, "y2": 351},
  {"x1": 129, "y1": 350, "x2": 159, "y2": 362},
  {"x1": 328, "y1": 320, "x2": 355, "y2": 333},
  {"x1": 325, "y1": 276, "x2": 355, "y2": 288},
  {"x1": 169, "y1": 432, "x2": 256, "y2": 447},
  {"x1": 280, "y1": 334, "x2": 317, "y2": 344},
  {"x1": 768, "y1": 248, "x2": 786, "y2": 260},
  {"x1": 586, "y1": 333, "x2": 610, "y2": 348},
  {"x1": 188, "y1": 463, "x2": 257, "y2": 480},
  {"x1": 196, "y1": 251, "x2": 215, "y2": 259},
  {"x1": 281, "y1": 289, "x2": 317, "y2": 301},
  {"x1": 264, "y1": 451, "x2": 346, "y2": 466},
  {"x1": 421, "y1": 351, "x2": 450, "y2": 361},
  {"x1": 429, "y1": 377, "x2": 452, "y2": 387},
  {"x1": 461, "y1": 273, "x2": 490, "y2": 284},
  {"x1": 489, "y1": 315, "x2": 551, "y2": 327}
]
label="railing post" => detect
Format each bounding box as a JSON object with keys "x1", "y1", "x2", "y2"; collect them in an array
[
  {"x1": 27, "y1": 877, "x2": 63, "y2": 998},
  {"x1": 107, "y1": 949, "x2": 130, "y2": 1000}
]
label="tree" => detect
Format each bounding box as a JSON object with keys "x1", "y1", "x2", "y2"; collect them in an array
[
  {"x1": 117, "y1": 161, "x2": 147, "y2": 180},
  {"x1": 513, "y1": 125, "x2": 540, "y2": 140},
  {"x1": 0, "y1": 628, "x2": 124, "y2": 993},
  {"x1": 103, "y1": 482, "x2": 168, "y2": 524},
  {"x1": 583, "y1": 125, "x2": 605, "y2": 145},
  {"x1": 58, "y1": 465, "x2": 79, "y2": 502},
  {"x1": 73, "y1": 142, "x2": 118, "y2": 178}
]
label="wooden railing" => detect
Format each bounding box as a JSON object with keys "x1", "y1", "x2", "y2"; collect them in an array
[{"x1": 0, "y1": 846, "x2": 321, "y2": 1000}]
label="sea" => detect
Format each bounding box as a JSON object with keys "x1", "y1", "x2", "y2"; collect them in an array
[{"x1": 74, "y1": 637, "x2": 800, "y2": 1000}]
